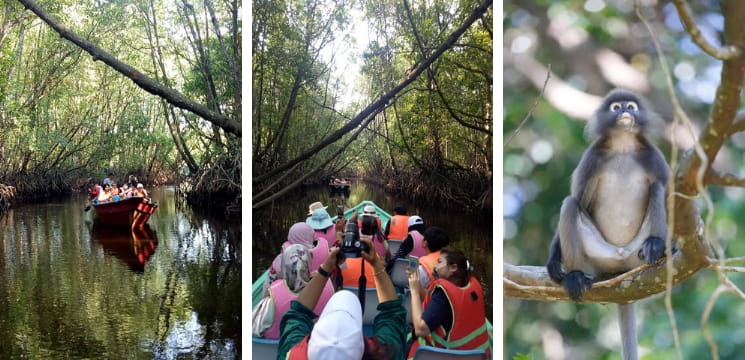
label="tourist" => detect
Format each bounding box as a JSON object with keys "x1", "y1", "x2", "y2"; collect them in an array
[
  {"x1": 252, "y1": 244, "x2": 334, "y2": 340},
  {"x1": 103, "y1": 172, "x2": 115, "y2": 186},
  {"x1": 383, "y1": 204, "x2": 409, "y2": 241},
  {"x1": 264, "y1": 222, "x2": 331, "y2": 296},
  {"x1": 385, "y1": 215, "x2": 427, "y2": 272},
  {"x1": 415, "y1": 226, "x2": 450, "y2": 291},
  {"x1": 406, "y1": 247, "x2": 491, "y2": 358},
  {"x1": 277, "y1": 238, "x2": 407, "y2": 359},
  {"x1": 306, "y1": 208, "x2": 336, "y2": 245}
]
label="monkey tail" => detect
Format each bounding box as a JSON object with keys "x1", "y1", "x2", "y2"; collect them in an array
[{"x1": 618, "y1": 303, "x2": 638, "y2": 360}]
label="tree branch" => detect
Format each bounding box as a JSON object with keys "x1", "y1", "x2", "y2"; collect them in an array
[
  {"x1": 671, "y1": 0, "x2": 741, "y2": 60},
  {"x1": 252, "y1": 0, "x2": 493, "y2": 184},
  {"x1": 17, "y1": 0, "x2": 241, "y2": 137},
  {"x1": 504, "y1": 231, "x2": 712, "y2": 303},
  {"x1": 705, "y1": 169, "x2": 745, "y2": 187}
]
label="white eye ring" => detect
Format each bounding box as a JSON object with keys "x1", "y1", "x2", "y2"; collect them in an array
[
  {"x1": 626, "y1": 102, "x2": 638, "y2": 111},
  {"x1": 609, "y1": 102, "x2": 622, "y2": 111}
]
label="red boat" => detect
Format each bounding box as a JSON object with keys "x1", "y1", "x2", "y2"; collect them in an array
[{"x1": 92, "y1": 196, "x2": 158, "y2": 228}]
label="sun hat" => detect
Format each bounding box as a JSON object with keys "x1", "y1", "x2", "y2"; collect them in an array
[
  {"x1": 306, "y1": 208, "x2": 334, "y2": 230},
  {"x1": 307, "y1": 290, "x2": 364, "y2": 360},
  {"x1": 308, "y1": 201, "x2": 327, "y2": 216},
  {"x1": 137, "y1": 183, "x2": 144, "y2": 188},
  {"x1": 408, "y1": 215, "x2": 424, "y2": 227}
]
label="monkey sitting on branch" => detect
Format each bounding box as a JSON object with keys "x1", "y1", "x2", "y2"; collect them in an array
[{"x1": 545, "y1": 88, "x2": 674, "y2": 360}]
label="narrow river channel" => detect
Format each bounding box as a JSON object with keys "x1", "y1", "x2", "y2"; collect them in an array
[
  {"x1": 0, "y1": 186, "x2": 241, "y2": 359},
  {"x1": 252, "y1": 180, "x2": 493, "y2": 320}
]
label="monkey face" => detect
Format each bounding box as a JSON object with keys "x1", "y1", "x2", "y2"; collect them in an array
[
  {"x1": 590, "y1": 89, "x2": 648, "y2": 137},
  {"x1": 608, "y1": 100, "x2": 639, "y2": 131}
]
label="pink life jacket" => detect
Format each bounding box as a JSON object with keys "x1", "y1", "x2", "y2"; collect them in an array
[
  {"x1": 263, "y1": 278, "x2": 334, "y2": 339},
  {"x1": 314, "y1": 225, "x2": 336, "y2": 246},
  {"x1": 408, "y1": 230, "x2": 427, "y2": 257}
]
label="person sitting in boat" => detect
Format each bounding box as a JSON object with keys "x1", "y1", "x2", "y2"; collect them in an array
[
  {"x1": 103, "y1": 172, "x2": 115, "y2": 186},
  {"x1": 277, "y1": 238, "x2": 407, "y2": 360},
  {"x1": 264, "y1": 222, "x2": 332, "y2": 296},
  {"x1": 110, "y1": 184, "x2": 121, "y2": 202},
  {"x1": 357, "y1": 205, "x2": 382, "y2": 234},
  {"x1": 341, "y1": 215, "x2": 390, "y2": 289},
  {"x1": 253, "y1": 243, "x2": 334, "y2": 340},
  {"x1": 306, "y1": 208, "x2": 336, "y2": 245},
  {"x1": 384, "y1": 215, "x2": 427, "y2": 272},
  {"x1": 406, "y1": 247, "x2": 491, "y2": 359},
  {"x1": 414, "y1": 226, "x2": 450, "y2": 292},
  {"x1": 133, "y1": 183, "x2": 149, "y2": 198},
  {"x1": 97, "y1": 184, "x2": 113, "y2": 203},
  {"x1": 127, "y1": 175, "x2": 138, "y2": 189},
  {"x1": 383, "y1": 204, "x2": 409, "y2": 241},
  {"x1": 120, "y1": 184, "x2": 132, "y2": 198}
]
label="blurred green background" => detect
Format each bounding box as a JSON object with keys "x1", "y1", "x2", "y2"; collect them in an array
[{"x1": 503, "y1": 0, "x2": 745, "y2": 359}]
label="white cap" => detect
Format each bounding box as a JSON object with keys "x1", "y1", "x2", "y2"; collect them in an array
[
  {"x1": 408, "y1": 215, "x2": 424, "y2": 227},
  {"x1": 362, "y1": 205, "x2": 376, "y2": 215},
  {"x1": 308, "y1": 290, "x2": 364, "y2": 360},
  {"x1": 137, "y1": 183, "x2": 144, "y2": 188}
]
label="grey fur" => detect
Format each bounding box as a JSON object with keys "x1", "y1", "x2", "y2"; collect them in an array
[{"x1": 547, "y1": 89, "x2": 671, "y2": 360}]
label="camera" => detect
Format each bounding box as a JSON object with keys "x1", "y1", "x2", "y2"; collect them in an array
[{"x1": 340, "y1": 221, "x2": 369, "y2": 258}]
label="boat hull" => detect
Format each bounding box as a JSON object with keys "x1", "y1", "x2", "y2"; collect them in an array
[{"x1": 92, "y1": 196, "x2": 157, "y2": 228}]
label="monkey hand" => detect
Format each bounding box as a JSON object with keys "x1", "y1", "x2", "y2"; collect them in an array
[
  {"x1": 546, "y1": 259, "x2": 565, "y2": 284},
  {"x1": 564, "y1": 271, "x2": 593, "y2": 302},
  {"x1": 638, "y1": 236, "x2": 668, "y2": 265}
]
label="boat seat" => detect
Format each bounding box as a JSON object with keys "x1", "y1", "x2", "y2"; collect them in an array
[
  {"x1": 412, "y1": 345, "x2": 487, "y2": 360},
  {"x1": 390, "y1": 257, "x2": 412, "y2": 290},
  {"x1": 342, "y1": 286, "x2": 380, "y2": 325},
  {"x1": 402, "y1": 289, "x2": 413, "y2": 324},
  {"x1": 388, "y1": 240, "x2": 403, "y2": 255},
  {"x1": 252, "y1": 337, "x2": 279, "y2": 359}
]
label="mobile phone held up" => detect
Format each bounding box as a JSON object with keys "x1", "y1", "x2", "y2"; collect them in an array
[
  {"x1": 336, "y1": 205, "x2": 344, "y2": 220},
  {"x1": 408, "y1": 256, "x2": 419, "y2": 271}
]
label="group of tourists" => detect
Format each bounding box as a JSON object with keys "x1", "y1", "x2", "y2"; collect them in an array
[
  {"x1": 87, "y1": 173, "x2": 149, "y2": 204},
  {"x1": 253, "y1": 200, "x2": 491, "y2": 359}
]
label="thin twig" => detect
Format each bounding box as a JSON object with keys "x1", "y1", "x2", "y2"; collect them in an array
[
  {"x1": 701, "y1": 285, "x2": 726, "y2": 360},
  {"x1": 504, "y1": 65, "x2": 551, "y2": 147},
  {"x1": 671, "y1": 0, "x2": 740, "y2": 60}
]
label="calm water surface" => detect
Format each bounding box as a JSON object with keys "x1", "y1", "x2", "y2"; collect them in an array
[
  {"x1": 0, "y1": 186, "x2": 241, "y2": 359},
  {"x1": 252, "y1": 181, "x2": 493, "y2": 320}
]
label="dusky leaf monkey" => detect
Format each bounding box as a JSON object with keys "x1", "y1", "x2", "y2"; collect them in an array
[{"x1": 545, "y1": 88, "x2": 673, "y2": 360}]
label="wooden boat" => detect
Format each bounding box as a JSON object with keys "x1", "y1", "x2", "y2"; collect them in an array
[
  {"x1": 328, "y1": 177, "x2": 351, "y2": 194},
  {"x1": 252, "y1": 200, "x2": 492, "y2": 359},
  {"x1": 92, "y1": 196, "x2": 157, "y2": 228}
]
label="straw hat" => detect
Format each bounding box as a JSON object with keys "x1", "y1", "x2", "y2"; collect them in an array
[{"x1": 307, "y1": 201, "x2": 327, "y2": 216}]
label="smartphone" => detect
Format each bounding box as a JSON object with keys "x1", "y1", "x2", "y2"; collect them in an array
[
  {"x1": 337, "y1": 205, "x2": 344, "y2": 219},
  {"x1": 408, "y1": 256, "x2": 419, "y2": 271}
]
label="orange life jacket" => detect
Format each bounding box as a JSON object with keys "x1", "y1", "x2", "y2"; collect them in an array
[
  {"x1": 418, "y1": 250, "x2": 441, "y2": 284},
  {"x1": 408, "y1": 230, "x2": 426, "y2": 257},
  {"x1": 340, "y1": 257, "x2": 376, "y2": 288},
  {"x1": 407, "y1": 276, "x2": 491, "y2": 359},
  {"x1": 263, "y1": 278, "x2": 334, "y2": 340},
  {"x1": 387, "y1": 215, "x2": 410, "y2": 241}
]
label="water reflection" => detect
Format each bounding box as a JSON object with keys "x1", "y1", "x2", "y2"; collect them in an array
[
  {"x1": 0, "y1": 187, "x2": 241, "y2": 359},
  {"x1": 90, "y1": 223, "x2": 158, "y2": 273}
]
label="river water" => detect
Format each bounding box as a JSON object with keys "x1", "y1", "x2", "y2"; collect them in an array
[
  {"x1": 0, "y1": 186, "x2": 241, "y2": 359},
  {"x1": 252, "y1": 181, "x2": 493, "y2": 320}
]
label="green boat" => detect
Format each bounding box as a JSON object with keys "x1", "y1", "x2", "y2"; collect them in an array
[{"x1": 252, "y1": 200, "x2": 492, "y2": 359}]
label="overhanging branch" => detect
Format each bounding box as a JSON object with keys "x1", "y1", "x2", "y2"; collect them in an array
[{"x1": 17, "y1": 0, "x2": 242, "y2": 137}]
